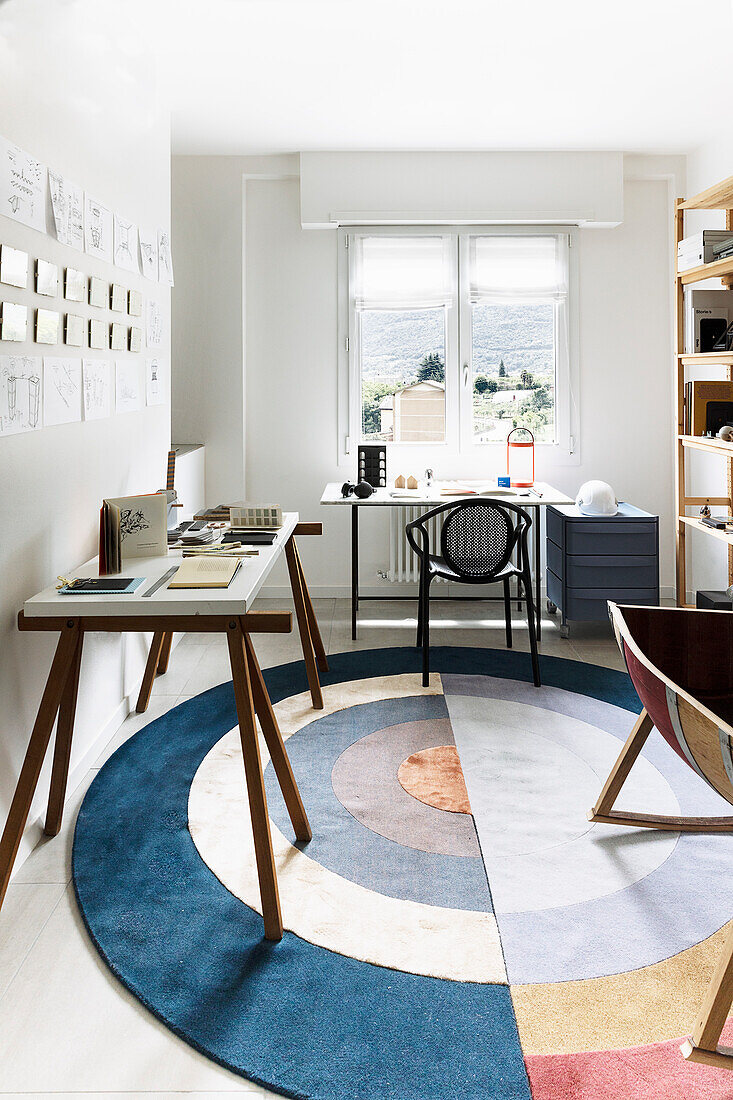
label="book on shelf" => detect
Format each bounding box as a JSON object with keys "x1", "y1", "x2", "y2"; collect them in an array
[
  {"x1": 683, "y1": 380, "x2": 733, "y2": 436},
  {"x1": 168, "y1": 555, "x2": 243, "y2": 589},
  {"x1": 678, "y1": 232, "x2": 732, "y2": 271}
]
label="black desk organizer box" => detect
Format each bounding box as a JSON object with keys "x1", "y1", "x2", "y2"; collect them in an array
[{"x1": 357, "y1": 444, "x2": 387, "y2": 488}]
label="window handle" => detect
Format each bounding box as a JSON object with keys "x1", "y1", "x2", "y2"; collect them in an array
[{"x1": 462, "y1": 363, "x2": 470, "y2": 388}]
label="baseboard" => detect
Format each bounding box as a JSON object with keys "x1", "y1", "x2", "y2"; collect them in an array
[{"x1": 261, "y1": 583, "x2": 680, "y2": 603}]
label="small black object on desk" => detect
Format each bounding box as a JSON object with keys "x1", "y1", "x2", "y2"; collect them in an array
[{"x1": 341, "y1": 481, "x2": 374, "y2": 500}]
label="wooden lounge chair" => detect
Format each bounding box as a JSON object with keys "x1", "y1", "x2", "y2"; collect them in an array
[{"x1": 589, "y1": 602, "x2": 733, "y2": 1071}]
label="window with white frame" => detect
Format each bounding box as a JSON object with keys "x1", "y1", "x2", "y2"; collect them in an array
[{"x1": 342, "y1": 228, "x2": 573, "y2": 455}]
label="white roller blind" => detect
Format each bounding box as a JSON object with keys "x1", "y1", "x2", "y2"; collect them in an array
[
  {"x1": 469, "y1": 235, "x2": 569, "y2": 302},
  {"x1": 354, "y1": 235, "x2": 453, "y2": 310}
]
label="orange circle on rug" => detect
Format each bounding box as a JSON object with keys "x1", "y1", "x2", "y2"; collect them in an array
[{"x1": 397, "y1": 745, "x2": 472, "y2": 815}]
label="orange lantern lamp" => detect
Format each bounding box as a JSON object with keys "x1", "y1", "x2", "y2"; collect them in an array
[{"x1": 506, "y1": 427, "x2": 535, "y2": 487}]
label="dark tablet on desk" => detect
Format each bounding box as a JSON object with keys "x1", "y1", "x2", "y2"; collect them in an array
[
  {"x1": 222, "y1": 531, "x2": 277, "y2": 545},
  {"x1": 59, "y1": 577, "x2": 144, "y2": 594}
]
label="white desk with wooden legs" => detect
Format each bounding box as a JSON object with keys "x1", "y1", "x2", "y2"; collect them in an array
[{"x1": 0, "y1": 514, "x2": 327, "y2": 942}]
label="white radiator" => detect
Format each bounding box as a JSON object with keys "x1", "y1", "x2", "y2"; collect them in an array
[{"x1": 387, "y1": 507, "x2": 444, "y2": 583}]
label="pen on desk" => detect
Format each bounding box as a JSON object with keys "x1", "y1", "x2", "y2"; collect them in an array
[{"x1": 529, "y1": 487, "x2": 543, "y2": 498}]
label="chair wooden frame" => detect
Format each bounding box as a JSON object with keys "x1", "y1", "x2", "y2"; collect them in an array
[
  {"x1": 589, "y1": 602, "x2": 733, "y2": 1069},
  {"x1": 136, "y1": 524, "x2": 329, "y2": 713}
]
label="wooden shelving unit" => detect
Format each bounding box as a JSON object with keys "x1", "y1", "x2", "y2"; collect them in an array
[{"x1": 675, "y1": 174, "x2": 733, "y2": 605}]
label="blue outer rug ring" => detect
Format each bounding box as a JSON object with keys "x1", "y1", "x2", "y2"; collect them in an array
[{"x1": 72, "y1": 647, "x2": 638, "y2": 1100}]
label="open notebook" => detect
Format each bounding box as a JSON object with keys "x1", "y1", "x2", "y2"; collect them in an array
[{"x1": 168, "y1": 556, "x2": 242, "y2": 589}]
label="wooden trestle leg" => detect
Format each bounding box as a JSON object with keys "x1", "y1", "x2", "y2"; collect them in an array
[
  {"x1": 226, "y1": 618, "x2": 283, "y2": 941},
  {"x1": 136, "y1": 630, "x2": 166, "y2": 714},
  {"x1": 285, "y1": 535, "x2": 325, "y2": 710},
  {"x1": 45, "y1": 630, "x2": 84, "y2": 836},
  {"x1": 588, "y1": 708, "x2": 733, "y2": 832},
  {"x1": 0, "y1": 619, "x2": 81, "y2": 910},
  {"x1": 243, "y1": 632, "x2": 311, "y2": 842},
  {"x1": 681, "y1": 926, "x2": 733, "y2": 1069},
  {"x1": 157, "y1": 631, "x2": 173, "y2": 674}
]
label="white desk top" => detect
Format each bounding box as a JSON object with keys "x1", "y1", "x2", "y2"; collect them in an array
[
  {"x1": 24, "y1": 512, "x2": 299, "y2": 619},
  {"x1": 320, "y1": 482, "x2": 574, "y2": 507}
]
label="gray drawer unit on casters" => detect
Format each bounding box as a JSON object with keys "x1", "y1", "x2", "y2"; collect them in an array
[{"x1": 546, "y1": 503, "x2": 659, "y2": 638}]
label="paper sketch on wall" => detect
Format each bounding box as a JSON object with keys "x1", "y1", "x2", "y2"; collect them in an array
[
  {"x1": 48, "y1": 171, "x2": 84, "y2": 250},
  {"x1": 139, "y1": 228, "x2": 158, "y2": 281},
  {"x1": 114, "y1": 214, "x2": 139, "y2": 274},
  {"x1": 0, "y1": 303, "x2": 28, "y2": 342},
  {"x1": 84, "y1": 195, "x2": 113, "y2": 263},
  {"x1": 157, "y1": 227, "x2": 174, "y2": 286},
  {"x1": 115, "y1": 359, "x2": 142, "y2": 413},
  {"x1": 0, "y1": 137, "x2": 46, "y2": 233},
  {"x1": 43, "y1": 356, "x2": 82, "y2": 426},
  {"x1": 146, "y1": 356, "x2": 165, "y2": 406},
  {"x1": 146, "y1": 298, "x2": 163, "y2": 346},
  {"x1": 82, "y1": 358, "x2": 112, "y2": 420},
  {"x1": 0, "y1": 355, "x2": 42, "y2": 435}
]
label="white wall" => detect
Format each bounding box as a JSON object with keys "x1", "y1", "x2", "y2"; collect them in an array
[
  {"x1": 172, "y1": 155, "x2": 677, "y2": 600},
  {"x1": 0, "y1": 1, "x2": 171, "y2": 867},
  {"x1": 171, "y1": 155, "x2": 297, "y2": 502}
]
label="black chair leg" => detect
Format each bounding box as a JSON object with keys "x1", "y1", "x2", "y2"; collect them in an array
[
  {"x1": 422, "y1": 574, "x2": 431, "y2": 687},
  {"x1": 416, "y1": 562, "x2": 424, "y2": 648},
  {"x1": 522, "y1": 567, "x2": 541, "y2": 687},
  {"x1": 503, "y1": 577, "x2": 512, "y2": 649}
]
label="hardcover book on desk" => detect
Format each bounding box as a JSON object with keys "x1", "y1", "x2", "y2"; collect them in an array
[{"x1": 100, "y1": 491, "x2": 168, "y2": 572}]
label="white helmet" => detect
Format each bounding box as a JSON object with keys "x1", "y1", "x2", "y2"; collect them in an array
[{"x1": 576, "y1": 480, "x2": 618, "y2": 516}]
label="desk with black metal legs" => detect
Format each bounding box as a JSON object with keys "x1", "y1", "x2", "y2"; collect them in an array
[{"x1": 321, "y1": 482, "x2": 574, "y2": 641}]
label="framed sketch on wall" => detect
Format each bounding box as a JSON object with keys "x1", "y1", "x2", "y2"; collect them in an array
[
  {"x1": 110, "y1": 283, "x2": 126, "y2": 312},
  {"x1": 36, "y1": 260, "x2": 59, "y2": 297},
  {"x1": 64, "y1": 267, "x2": 86, "y2": 302},
  {"x1": 89, "y1": 276, "x2": 107, "y2": 308},
  {"x1": 35, "y1": 308, "x2": 60, "y2": 345},
  {"x1": 0, "y1": 302, "x2": 27, "y2": 342},
  {"x1": 89, "y1": 318, "x2": 108, "y2": 350},
  {"x1": 64, "y1": 314, "x2": 85, "y2": 347},
  {"x1": 111, "y1": 322, "x2": 126, "y2": 351},
  {"x1": 0, "y1": 245, "x2": 29, "y2": 289}
]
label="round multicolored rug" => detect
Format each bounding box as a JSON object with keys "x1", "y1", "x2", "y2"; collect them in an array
[{"x1": 72, "y1": 647, "x2": 733, "y2": 1100}]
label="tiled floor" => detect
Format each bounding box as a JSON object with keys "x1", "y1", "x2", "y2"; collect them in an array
[{"x1": 0, "y1": 597, "x2": 623, "y2": 1097}]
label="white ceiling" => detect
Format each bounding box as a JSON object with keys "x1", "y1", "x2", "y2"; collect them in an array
[
  {"x1": 152, "y1": 0, "x2": 733, "y2": 155},
  {"x1": 6, "y1": 0, "x2": 733, "y2": 156}
]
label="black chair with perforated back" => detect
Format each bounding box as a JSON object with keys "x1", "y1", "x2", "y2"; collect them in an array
[{"x1": 406, "y1": 499, "x2": 540, "y2": 688}]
